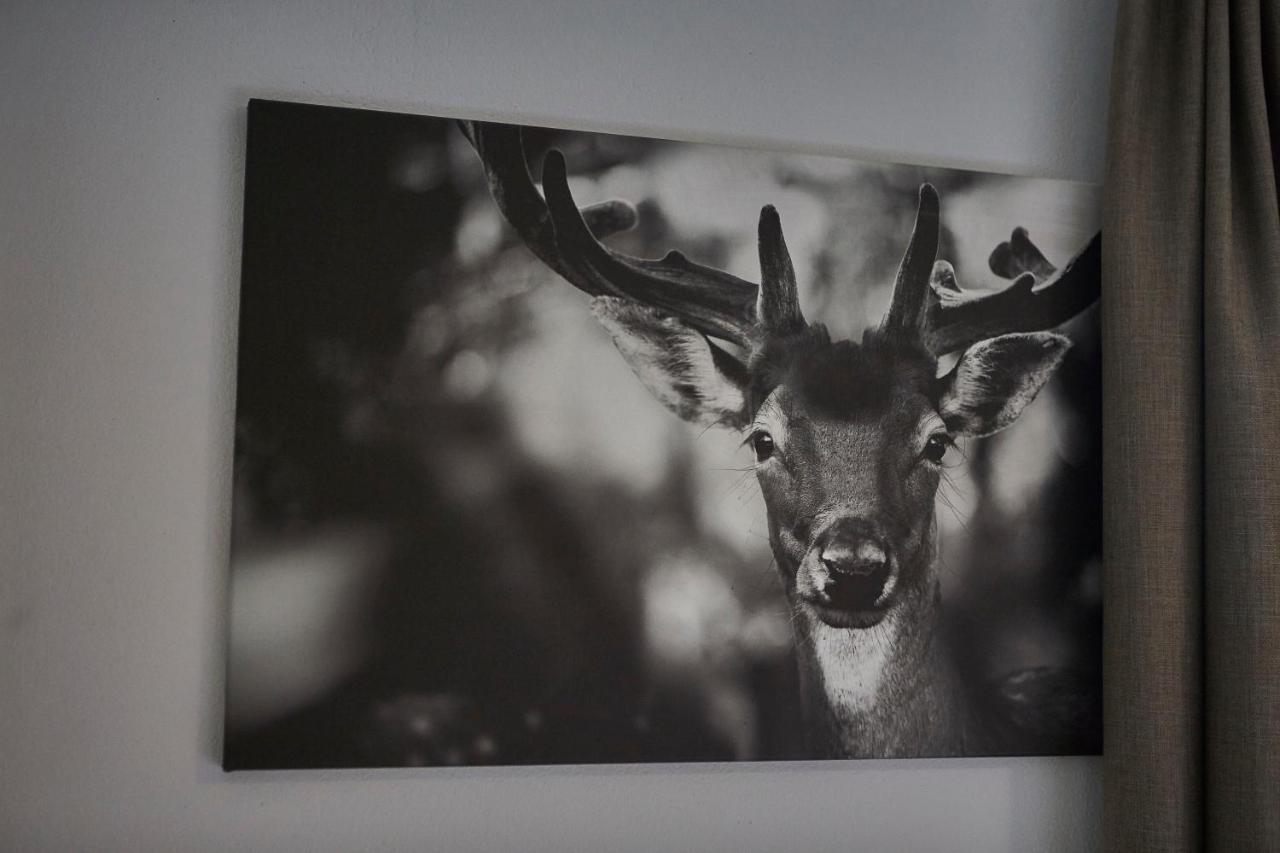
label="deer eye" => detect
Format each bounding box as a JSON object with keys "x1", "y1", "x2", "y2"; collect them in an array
[
  {"x1": 751, "y1": 431, "x2": 776, "y2": 463},
  {"x1": 922, "y1": 433, "x2": 951, "y2": 464}
]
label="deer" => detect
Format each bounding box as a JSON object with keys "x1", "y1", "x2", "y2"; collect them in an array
[{"x1": 458, "y1": 119, "x2": 1102, "y2": 759}]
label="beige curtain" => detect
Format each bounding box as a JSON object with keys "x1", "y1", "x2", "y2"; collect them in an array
[{"x1": 1104, "y1": 0, "x2": 1280, "y2": 849}]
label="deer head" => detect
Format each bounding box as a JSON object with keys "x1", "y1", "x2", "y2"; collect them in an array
[
  {"x1": 593, "y1": 186, "x2": 1087, "y2": 629},
  {"x1": 460, "y1": 120, "x2": 1100, "y2": 754}
]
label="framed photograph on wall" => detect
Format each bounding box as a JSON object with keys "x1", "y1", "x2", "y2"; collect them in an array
[{"x1": 223, "y1": 99, "x2": 1101, "y2": 769}]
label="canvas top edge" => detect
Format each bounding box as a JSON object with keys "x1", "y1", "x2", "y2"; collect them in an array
[{"x1": 243, "y1": 96, "x2": 1103, "y2": 192}]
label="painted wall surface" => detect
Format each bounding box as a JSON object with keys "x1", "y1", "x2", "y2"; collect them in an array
[{"x1": 0, "y1": 1, "x2": 1115, "y2": 850}]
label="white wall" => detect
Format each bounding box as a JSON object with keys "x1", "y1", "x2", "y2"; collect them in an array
[{"x1": 0, "y1": 1, "x2": 1115, "y2": 850}]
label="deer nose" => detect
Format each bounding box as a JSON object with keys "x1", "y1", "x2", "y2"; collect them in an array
[
  {"x1": 818, "y1": 533, "x2": 892, "y2": 612},
  {"x1": 820, "y1": 539, "x2": 888, "y2": 578}
]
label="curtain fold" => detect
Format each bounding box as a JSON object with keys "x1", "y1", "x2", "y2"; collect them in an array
[{"x1": 1104, "y1": 0, "x2": 1280, "y2": 850}]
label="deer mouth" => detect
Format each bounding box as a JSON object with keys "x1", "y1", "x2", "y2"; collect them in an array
[{"x1": 810, "y1": 599, "x2": 892, "y2": 630}]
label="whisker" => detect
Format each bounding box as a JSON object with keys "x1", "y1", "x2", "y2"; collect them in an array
[
  {"x1": 715, "y1": 468, "x2": 756, "y2": 504},
  {"x1": 752, "y1": 556, "x2": 780, "y2": 595}
]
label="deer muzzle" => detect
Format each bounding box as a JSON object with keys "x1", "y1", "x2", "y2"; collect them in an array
[{"x1": 803, "y1": 518, "x2": 896, "y2": 628}]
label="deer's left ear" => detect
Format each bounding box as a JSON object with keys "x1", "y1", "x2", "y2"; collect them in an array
[
  {"x1": 937, "y1": 332, "x2": 1071, "y2": 438},
  {"x1": 590, "y1": 296, "x2": 749, "y2": 429}
]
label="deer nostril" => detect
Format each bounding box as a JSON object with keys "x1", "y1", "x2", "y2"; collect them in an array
[
  {"x1": 820, "y1": 540, "x2": 888, "y2": 577},
  {"x1": 855, "y1": 541, "x2": 887, "y2": 567}
]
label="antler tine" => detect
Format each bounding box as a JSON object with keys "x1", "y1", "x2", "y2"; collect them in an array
[
  {"x1": 882, "y1": 184, "x2": 941, "y2": 343},
  {"x1": 989, "y1": 227, "x2": 1058, "y2": 280},
  {"x1": 460, "y1": 119, "x2": 759, "y2": 346},
  {"x1": 458, "y1": 120, "x2": 638, "y2": 285},
  {"x1": 923, "y1": 231, "x2": 1101, "y2": 356},
  {"x1": 757, "y1": 205, "x2": 806, "y2": 335}
]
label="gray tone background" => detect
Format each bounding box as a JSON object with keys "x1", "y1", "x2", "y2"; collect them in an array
[{"x1": 0, "y1": 1, "x2": 1115, "y2": 849}]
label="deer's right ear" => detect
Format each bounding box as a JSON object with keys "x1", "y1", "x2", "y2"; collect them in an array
[{"x1": 590, "y1": 296, "x2": 749, "y2": 429}]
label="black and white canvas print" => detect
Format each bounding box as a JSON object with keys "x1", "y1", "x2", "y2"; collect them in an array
[{"x1": 224, "y1": 99, "x2": 1101, "y2": 769}]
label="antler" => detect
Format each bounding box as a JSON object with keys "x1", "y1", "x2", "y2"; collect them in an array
[
  {"x1": 923, "y1": 229, "x2": 1101, "y2": 355},
  {"x1": 881, "y1": 184, "x2": 941, "y2": 344},
  {"x1": 756, "y1": 205, "x2": 806, "y2": 335},
  {"x1": 459, "y1": 120, "x2": 760, "y2": 346},
  {"x1": 462, "y1": 120, "x2": 1100, "y2": 357},
  {"x1": 880, "y1": 183, "x2": 1101, "y2": 356}
]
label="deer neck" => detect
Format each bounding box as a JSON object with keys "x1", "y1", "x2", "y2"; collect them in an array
[{"x1": 789, "y1": 564, "x2": 963, "y2": 758}]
